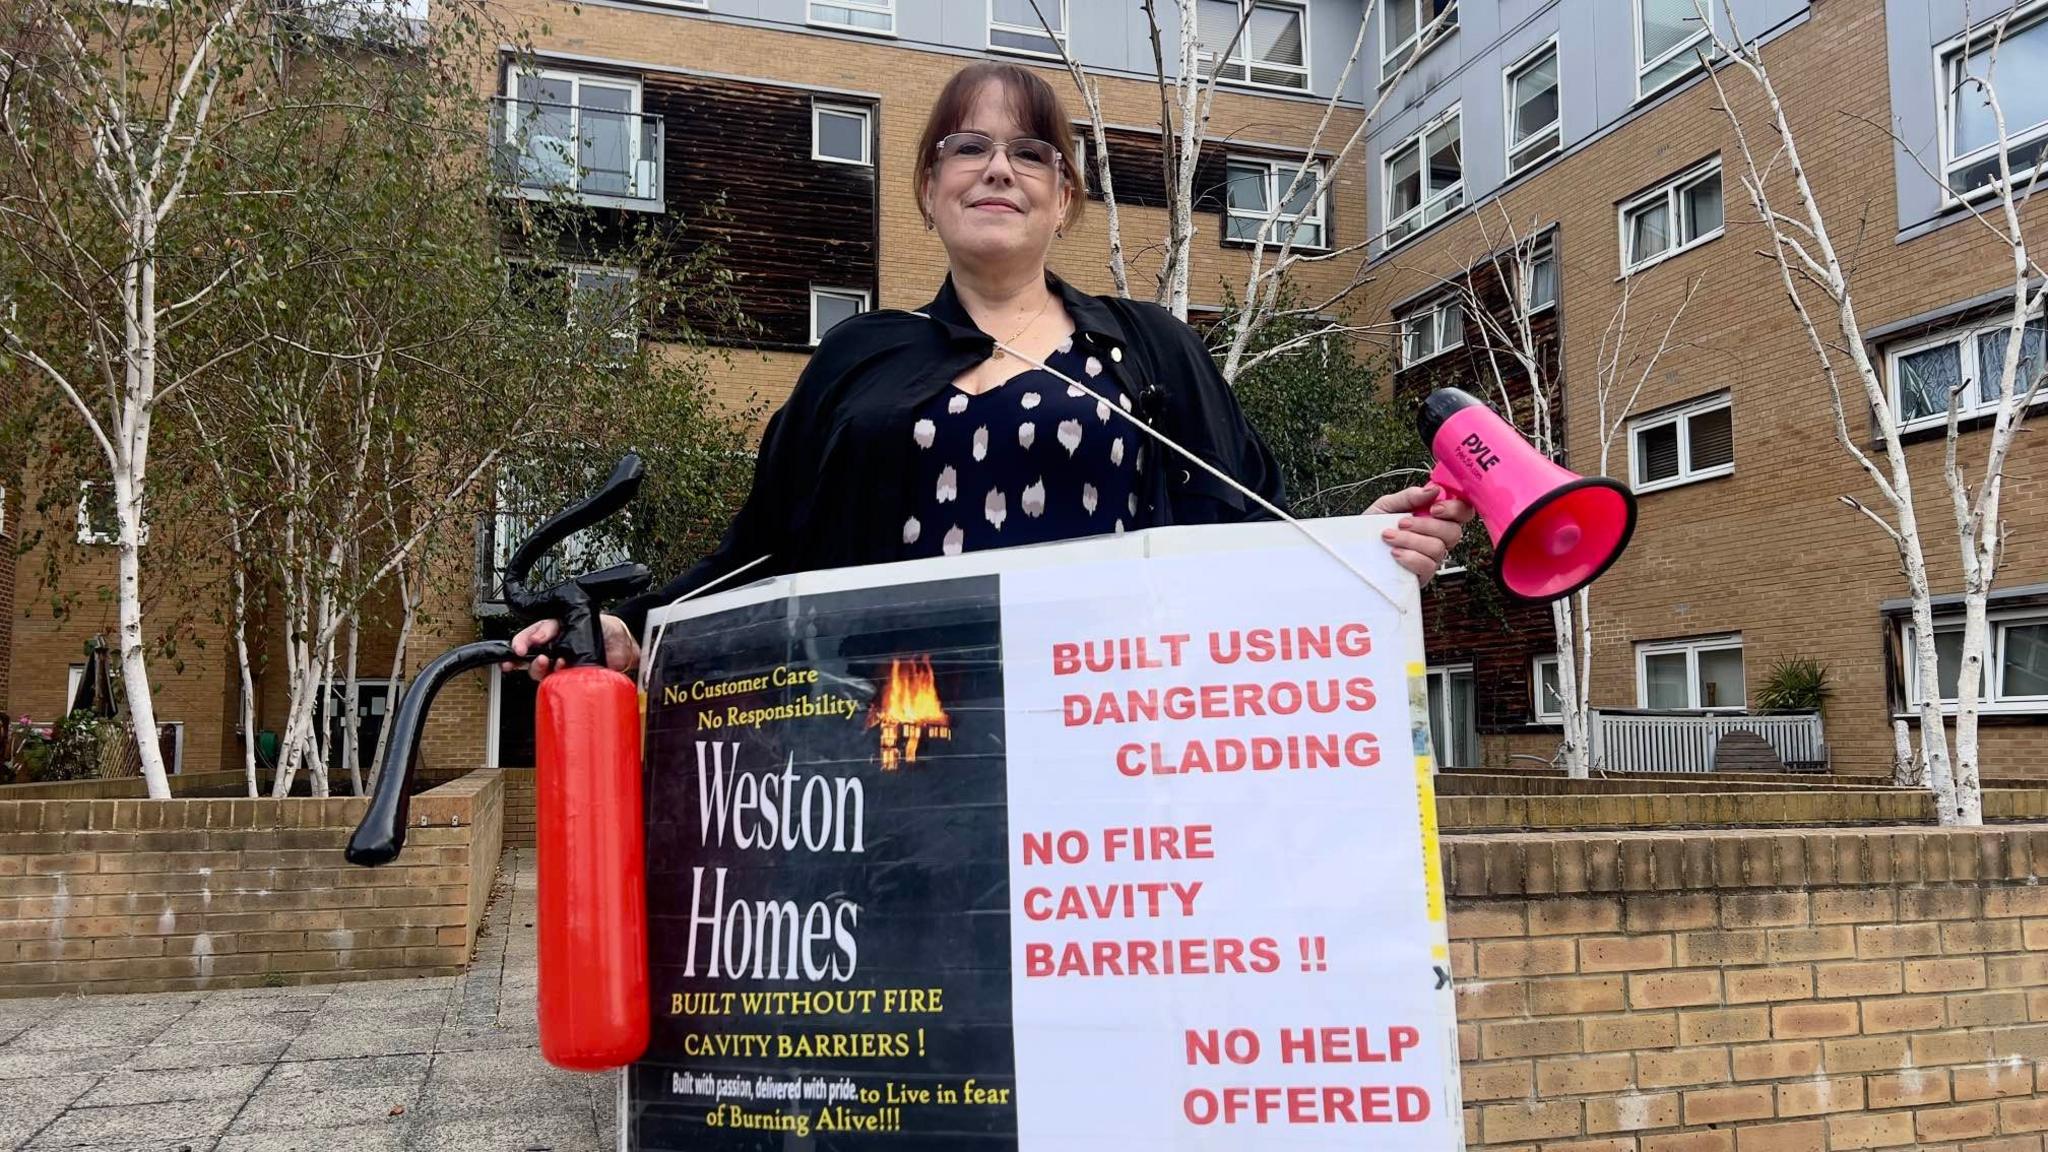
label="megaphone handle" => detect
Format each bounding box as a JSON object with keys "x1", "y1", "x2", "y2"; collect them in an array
[{"x1": 1426, "y1": 463, "x2": 1466, "y2": 507}]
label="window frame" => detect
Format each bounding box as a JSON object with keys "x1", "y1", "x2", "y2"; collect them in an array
[
  {"x1": 1902, "y1": 607, "x2": 2048, "y2": 714},
  {"x1": 1884, "y1": 310, "x2": 2048, "y2": 433},
  {"x1": 1382, "y1": 105, "x2": 1463, "y2": 252},
  {"x1": 501, "y1": 66, "x2": 657, "y2": 210},
  {"x1": 1633, "y1": 0, "x2": 1713, "y2": 103},
  {"x1": 1617, "y1": 157, "x2": 1724, "y2": 273},
  {"x1": 811, "y1": 101, "x2": 873, "y2": 167},
  {"x1": 1200, "y1": 0, "x2": 1312, "y2": 94},
  {"x1": 1380, "y1": 0, "x2": 1458, "y2": 82},
  {"x1": 1517, "y1": 235, "x2": 1559, "y2": 315},
  {"x1": 564, "y1": 264, "x2": 640, "y2": 365},
  {"x1": 1635, "y1": 634, "x2": 1745, "y2": 712},
  {"x1": 1628, "y1": 391, "x2": 1733, "y2": 493},
  {"x1": 807, "y1": 0, "x2": 896, "y2": 37},
  {"x1": 987, "y1": 0, "x2": 1067, "y2": 59},
  {"x1": 1936, "y1": 0, "x2": 2048, "y2": 205},
  {"x1": 1532, "y1": 654, "x2": 1564, "y2": 725},
  {"x1": 1223, "y1": 155, "x2": 1328, "y2": 251},
  {"x1": 1424, "y1": 662, "x2": 1479, "y2": 766},
  {"x1": 810, "y1": 286, "x2": 871, "y2": 345},
  {"x1": 1398, "y1": 296, "x2": 1465, "y2": 368},
  {"x1": 75, "y1": 480, "x2": 146, "y2": 546},
  {"x1": 1503, "y1": 36, "x2": 1562, "y2": 178}
]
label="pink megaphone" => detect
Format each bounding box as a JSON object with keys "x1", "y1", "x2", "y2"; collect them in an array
[{"x1": 1418, "y1": 388, "x2": 1637, "y2": 603}]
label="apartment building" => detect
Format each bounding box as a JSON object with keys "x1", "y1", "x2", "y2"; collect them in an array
[
  {"x1": 1357, "y1": 0, "x2": 2048, "y2": 773},
  {"x1": 5, "y1": 0, "x2": 1389, "y2": 780}
]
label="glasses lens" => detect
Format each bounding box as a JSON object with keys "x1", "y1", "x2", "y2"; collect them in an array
[
  {"x1": 1009, "y1": 139, "x2": 1058, "y2": 170},
  {"x1": 939, "y1": 133, "x2": 994, "y2": 163}
]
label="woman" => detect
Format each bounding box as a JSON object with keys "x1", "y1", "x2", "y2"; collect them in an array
[{"x1": 513, "y1": 62, "x2": 1471, "y2": 678}]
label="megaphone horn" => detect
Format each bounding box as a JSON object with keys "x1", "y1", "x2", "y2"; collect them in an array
[{"x1": 1418, "y1": 388, "x2": 1637, "y2": 604}]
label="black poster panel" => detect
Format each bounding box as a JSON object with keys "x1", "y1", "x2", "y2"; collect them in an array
[{"x1": 630, "y1": 575, "x2": 1016, "y2": 1151}]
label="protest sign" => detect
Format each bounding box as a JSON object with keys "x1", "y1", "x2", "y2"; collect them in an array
[{"x1": 628, "y1": 516, "x2": 1463, "y2": 1150}]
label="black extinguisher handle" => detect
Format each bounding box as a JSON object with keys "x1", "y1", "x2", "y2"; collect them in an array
[{"x1": 345, "y1": 640, "x2": 518, "y2": 866}]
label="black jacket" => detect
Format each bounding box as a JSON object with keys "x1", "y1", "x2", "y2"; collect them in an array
[{"x1": 617, "y1": 272, "x2": 1285, "y2": 633}]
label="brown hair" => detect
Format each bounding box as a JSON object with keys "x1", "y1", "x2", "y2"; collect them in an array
[{"x1": 913, "y1": 62, "x2": 1084, "y2": 230}]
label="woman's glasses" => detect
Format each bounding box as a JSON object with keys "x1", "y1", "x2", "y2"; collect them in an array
[{"x1": 934, "y1": 132, "x2": 1064, "y2": 179}]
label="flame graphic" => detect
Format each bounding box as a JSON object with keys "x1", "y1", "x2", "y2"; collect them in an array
[{"x1": 869, "y1": 655, "x2": 952, "y2": 770}]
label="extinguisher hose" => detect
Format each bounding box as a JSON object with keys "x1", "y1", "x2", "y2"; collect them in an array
[{"x1": 346, "y1": 640, "x2": 520, "y2": 866}]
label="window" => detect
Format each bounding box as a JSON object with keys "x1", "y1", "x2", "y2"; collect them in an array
[
  {"x1": 500, "y1": 68, "x2": 660, "y2": 208},
  {"x1": 1382, "y1": 0, "x2": 1457, "y2": 79},
  {"x1": 990, "y1": 0, "x2": 1065, "y2": 57},
  {"x1": 1197, "y1": 0, "x2": 1309, "y2": 91},
  {"x1": 1399, "y1": 297, "x2": 1464, "y2": 367},
  {"x1": 1504, "y1": 40, "x2": 1561, "y2": 176},
  {"x1": 1425, "y1": 664, "x2": 1478, "y2": 766},
  {"x1": 1533, "y1": 655, "x2": 1564, "y2": 724},
  {"x1": 1629, "y1": 392, "x2": 1733, "y2": 492},
  {"x1": 0, "y1": 483, "x2": 7, "y2": 538},
  {"x1": 1637, "y1": 635, "x2": 1745, "y2": 711},
  {"x1": 1224, "y1": 158, "x2": 1326, "y2": 249},
  {"x1": 809, "y1": 0, "x2": 894, "y2": 35},
  {"x1": 1383, "y1": 108, "x2": 1462, "y2": 249},
  {"x1": 1941, "y1": 6, "x2": 2048, "y2": 199},
  {"x1": 1905, "y1": 608, "x2": 2048, "y2": 712},
  {"x1": 568, "y1": 266, "x2": 638, "y2": 363},
  {"x1": 811, "y1": 287, "x2": 869, "y2": 344},
  {"x1": 1888, "y1": 314, "x2": 2048, "y2": 431},
  {"x1": 813, "y1": 102, "x2": 872, "y2": 166},
  {"x1": 1635, "y1": 0, "x2": 1710, "y2": 100},
  {"x1": 1526, "y1": 238, "x2": 1559, "y2": 313},
  {"x1": 75, "y1": 481, "x2": 143, "y2": 546},
  {"x1": 67, "y1": 665, "x2": 86, "y2": 714},
  {"x1": 1619, "y1": 158, "x2": 1722, "y2": 271}
]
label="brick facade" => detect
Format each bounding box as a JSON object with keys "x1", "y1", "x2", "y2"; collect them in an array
[{"x1": 1352, "y1": 2, "x2": 2048, "y2": 775}]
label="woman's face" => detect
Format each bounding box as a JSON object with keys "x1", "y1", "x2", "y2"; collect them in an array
[{"x1": 923, "y1": 84, "x2": 1071, "y2": 272}]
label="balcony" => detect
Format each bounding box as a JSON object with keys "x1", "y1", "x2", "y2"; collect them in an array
[
  {"x1": 491, "y1": 95, "x2": 663, "y2": 213},
  {"x1": 1588, "y1": 709, "x2": 1828, "y2": 774}
]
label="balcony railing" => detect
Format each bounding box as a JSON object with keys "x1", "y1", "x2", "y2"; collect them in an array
[
  {"x1": 1588, "y1": 709, "x2": 1828, "y2": 774},
  {"x1": 490, "y1": 96, "x2": 664, "y2": 212}
]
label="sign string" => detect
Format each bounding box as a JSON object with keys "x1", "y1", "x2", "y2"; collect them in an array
[{"x1": 953, "y1": 318, "x2": 1409, "y2": 614}]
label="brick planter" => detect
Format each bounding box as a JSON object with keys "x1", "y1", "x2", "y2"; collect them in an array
[{"x1": 0, "y1": 768, "x2": 504, "y2": 997}]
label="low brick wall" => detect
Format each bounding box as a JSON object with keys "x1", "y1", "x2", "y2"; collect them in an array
[
  {"x1": 1447, "y1": 825, "x2": 2048, "y2": 1149},
  {"x1": 1435, "y1": 773, "x2": 1904, "y2": 797},
  {"x1": 0, "y1": 768, "x2": 505, "y2": 997},
  {"x1": 501, "y1": 767, "x2": 536, "y2": 849}
]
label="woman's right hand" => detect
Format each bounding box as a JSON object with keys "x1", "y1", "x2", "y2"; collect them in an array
[{"x1": 507, "y1": 614, "x2": 642, "y2": 683}]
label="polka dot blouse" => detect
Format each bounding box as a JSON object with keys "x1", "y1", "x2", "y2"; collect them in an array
[{"x1": 901, "y1": 336, "x2": 1141, "y2": 559}]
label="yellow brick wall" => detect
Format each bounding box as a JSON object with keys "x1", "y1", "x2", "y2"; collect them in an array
[
  {"x1": 1351, "y1": 2, "x2": 2048, "y2": 776},
  {"x1": 1446, "y1": 826, "x2": 2048, "y2": 1150},
  {"x1": 0, "y1": 769, "x2": 504, "y2": 997}
]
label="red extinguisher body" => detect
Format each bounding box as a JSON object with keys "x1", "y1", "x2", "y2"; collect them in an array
[{"x1": 536, "y1": 663, "x2": 650, "y2": 1071}]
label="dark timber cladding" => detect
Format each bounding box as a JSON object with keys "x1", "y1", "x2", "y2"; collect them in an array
[
  {"x1": 646, "y1": 72, "x2": 878, "y2": 348},
  {"x1": 1082, "y1": 125, "x2": 1228, "y2": 214}
]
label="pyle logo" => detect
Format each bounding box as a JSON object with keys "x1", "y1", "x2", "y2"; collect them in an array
[{"x1": 1460, "y1": 432, "x2": 1501, "y2": 472}]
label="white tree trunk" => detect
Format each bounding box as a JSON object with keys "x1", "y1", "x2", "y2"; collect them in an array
[{"x1": 1550, "y1": 596, "x2": 1589, "y2": 778}]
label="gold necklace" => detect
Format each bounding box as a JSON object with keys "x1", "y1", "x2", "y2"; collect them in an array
[{"x1": 989, "y1": 293, "x2": 1052, "y2": 359}]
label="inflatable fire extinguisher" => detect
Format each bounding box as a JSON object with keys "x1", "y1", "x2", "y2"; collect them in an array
[{"x1": 347, "y1": 456, "x2": 651, "y2": 1072}]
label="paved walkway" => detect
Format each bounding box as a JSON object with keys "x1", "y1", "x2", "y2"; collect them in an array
[{"x1": 0, "y1": 851, "x2": 621, "y2": 1152}]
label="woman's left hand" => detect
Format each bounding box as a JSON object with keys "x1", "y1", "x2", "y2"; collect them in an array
[{"x1": 1369, "y1": 484, "x2": 1476, "y2": 584}]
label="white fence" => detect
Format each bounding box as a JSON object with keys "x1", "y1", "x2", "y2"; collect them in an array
[{"x1": 1588, "y1": 710, "x2": 1827, "y2": 774}]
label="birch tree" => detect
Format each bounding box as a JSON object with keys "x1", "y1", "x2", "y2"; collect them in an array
[
  {"x1": 1698, "y1": 3, "x2": 2043, "y2": 823},
  {"x1": 1439, "y1": 214, "x2": 1697, "y2": 776},
  {"x1": 0, "y1": 0, "x2": 269, "y2": 798},
  {"x1": 1032, "y1": 0, "x2": 1442, "y2": 379}
]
